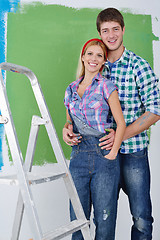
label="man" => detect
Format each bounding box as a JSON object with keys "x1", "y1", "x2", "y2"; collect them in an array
[{"x1": 97, "y1": 8, "x2": 160, "y2": 240}]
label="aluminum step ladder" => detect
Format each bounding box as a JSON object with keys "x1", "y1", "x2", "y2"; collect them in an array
[{"x1": 0, "y1": 62, "x2": 92, "y2": 240}]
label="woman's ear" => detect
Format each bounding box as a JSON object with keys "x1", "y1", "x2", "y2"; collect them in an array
[{"x1": 81, "y1": 55, "x2": 84, "y2": 62}]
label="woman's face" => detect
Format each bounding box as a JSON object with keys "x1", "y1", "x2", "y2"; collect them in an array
[{"x1": 82, "y1": 45, "x2": 105, "y2": 74}]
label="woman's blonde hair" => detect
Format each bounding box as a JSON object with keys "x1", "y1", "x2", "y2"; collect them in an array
[{"x1": 76, "y1": 39, "x2": 107, "y2": 79}]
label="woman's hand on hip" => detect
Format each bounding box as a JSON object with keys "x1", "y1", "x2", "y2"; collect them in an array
[
  {"x1": 63, "y1": 124, "x2": 82, "y2": 146},
  {"x1": 99, "y1": 129, "x2": 115, "y2": 150}
]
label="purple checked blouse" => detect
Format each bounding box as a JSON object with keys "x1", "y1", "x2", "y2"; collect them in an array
[{"x1": 64, "y1": 72, "x2": 117, "y2": 133}]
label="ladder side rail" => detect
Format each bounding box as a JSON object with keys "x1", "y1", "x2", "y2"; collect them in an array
[
  {"x1": 31, "y1": 82, "x2": 67, "y2": 170},
  {"x1": 24, "y1": 116, "x2": 40, "y2": 172},
  {"x1": 12, "y1": 117, "x2": 40, "y2": 240},
  {"x1": 11, "y1": 193, "x2": 24, "y2": 240},
  {"x1": 0, "y1": 70, "x2": 43, "y2": 240}
]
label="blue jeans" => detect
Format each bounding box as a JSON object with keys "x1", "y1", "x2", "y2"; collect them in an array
[
  {"x1": 69, "y1": 135, "x2": 120, "y2": 240},
  {"x1": 119, "y1": 148, "x2": 154, "y2": 240}
]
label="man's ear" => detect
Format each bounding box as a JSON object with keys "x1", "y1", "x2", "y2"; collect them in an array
[
  {"x1": 122, "y1": 26, "x2": 125, "y2": 35},
  {"x1": 98, "y1": 31, "x2": 101, "y2": 38}
]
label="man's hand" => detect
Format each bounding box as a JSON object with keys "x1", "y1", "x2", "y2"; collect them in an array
[
  {"x1": 63, "y1": 124, "x2": 82, "y2": 146},
  {"x1": 99, "y1": 129, "x2": 115, "y2": 150}
]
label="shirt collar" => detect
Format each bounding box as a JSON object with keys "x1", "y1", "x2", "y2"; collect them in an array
[
  {"x1": 71, "y1": 72, "x2": 104, "y2": 99},
  {"x1": 104, "y1": 47, "x2": 129, "y2": 67},
  {"x1": 92, "y1": 72, "x2": 104, "y2": 81},
  {"x1": 76, "y1": 72, "x2": 103, "y2": 86}
]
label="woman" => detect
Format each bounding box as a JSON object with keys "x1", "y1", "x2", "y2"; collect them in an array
[{"x1": 63, "y1": 38, "x2": 126, "y2": 240}]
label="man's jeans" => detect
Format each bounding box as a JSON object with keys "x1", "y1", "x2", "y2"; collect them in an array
[
  {"x1": 69, "y1": 135, "x2": 120, "y2": 240},
  {"x1": 119, "y1": 148, "x2": 154, "y2": 240}
]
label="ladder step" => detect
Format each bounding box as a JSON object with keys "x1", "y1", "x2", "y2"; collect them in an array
[
  {"x1": 28, "y1": 172, "x2": 67, "y2": 185},
  {"x1": 0, "y1": 172, "x2": 67, "y2": 186},
  {"x1": 42, "y1": 219, "x2": 90, "y2": 240}
]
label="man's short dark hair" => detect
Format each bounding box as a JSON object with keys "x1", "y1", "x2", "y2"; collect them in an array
[{"x1": 96, "y1": 8, "x2": 125, "y2": 33}]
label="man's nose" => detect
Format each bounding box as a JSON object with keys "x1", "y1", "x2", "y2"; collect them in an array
[{"x1": 108, "y1": 30, "x2": 114, "y2": 38}]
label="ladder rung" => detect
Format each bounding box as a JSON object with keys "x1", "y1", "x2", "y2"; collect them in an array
[
  {"x1": 0, "y1": 172, "x2": 67, "y2": 186},
  {"x1": 42, "y1": 219, "x2": 90, "y2": 240},
  {"x1": 28, "y1": 172, "x2": 67, "y2": 185}
]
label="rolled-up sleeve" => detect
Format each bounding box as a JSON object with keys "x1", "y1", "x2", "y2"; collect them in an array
[
  {"x1": 103, "y1": 79, "x2": 117, "y2": 100},
  {"x1": 135, "y1": 60, "x2": 160, "y2": 116},
  {"x1": 64, "y1": 86, "x2": 71, "y2": 110}
]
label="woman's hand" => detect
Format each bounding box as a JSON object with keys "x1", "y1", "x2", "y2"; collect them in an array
[
  {"x1": 104, "y1": 152, "x2": 117, "y2": 160},
  {"x1": 99, "y1": 129, "x2": 116, "y2": 150},
  {"x1": 63, "y1": 124, "x2": 82, "y2": 146}
]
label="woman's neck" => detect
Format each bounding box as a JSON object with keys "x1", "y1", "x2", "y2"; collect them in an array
[
  {"x1": 77, "y1": 71, "x2": 99, "y2": 98},
  {"x1": 82, "y1": 70, "x2": 99, "y2": 85}
]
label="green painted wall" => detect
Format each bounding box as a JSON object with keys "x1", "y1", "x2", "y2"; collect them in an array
[{"x1": 7, "y1": 4, "x2": 158, "y2": 165}]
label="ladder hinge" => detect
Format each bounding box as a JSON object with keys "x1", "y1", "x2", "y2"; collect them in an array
[{"x1": 32, "y1": 115, "x2": 49, "y2": 126}]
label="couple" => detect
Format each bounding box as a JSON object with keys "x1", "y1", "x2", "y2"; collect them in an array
[{"x1": 63, "y1": 8, "x2": 160, "y2": 240}]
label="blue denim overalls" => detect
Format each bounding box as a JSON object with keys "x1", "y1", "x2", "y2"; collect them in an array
[{"x1": 69, "y1": 114, "x2": 120, "y2": 240}]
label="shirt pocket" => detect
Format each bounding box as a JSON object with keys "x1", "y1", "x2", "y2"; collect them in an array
[{"x1": 88, "y1": 94, "x2": 103, "y2": 110}]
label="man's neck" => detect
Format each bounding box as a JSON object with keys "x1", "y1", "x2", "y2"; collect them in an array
[{"x1": 107, "y1": 45, "x2": 125, "y2": 63}]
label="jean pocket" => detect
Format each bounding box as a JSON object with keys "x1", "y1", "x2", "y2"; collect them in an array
[
  {"x1": 70, "y1": 145, "x2": 79, "y2": 160},
  {"x1": 99, "y1": 148, "x2": 116, "y2": 161},
  {"x1": 130, "y1": 148, "x2": 147, "y2": 159}
]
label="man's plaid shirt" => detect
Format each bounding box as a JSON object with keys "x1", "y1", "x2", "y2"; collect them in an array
[{"x1": 103, "y1": 48, "x2": 160, "y2": 154}]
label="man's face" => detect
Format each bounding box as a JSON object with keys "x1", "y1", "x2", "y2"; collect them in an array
[{"x1": 99, "y1": 21, "x2": 125, "y2": 52}]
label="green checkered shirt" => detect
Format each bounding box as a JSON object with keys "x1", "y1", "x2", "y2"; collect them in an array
[{"x1": 103, "y1": 48, "x2": 160, "y2": 153}]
